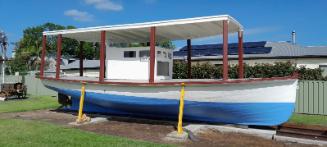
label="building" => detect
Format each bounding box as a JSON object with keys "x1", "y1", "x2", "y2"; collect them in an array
[
  {"x1": 173, "y1": 41, "x2": 327, "y2": 75},
  {"x1": 60, "y1": 60, "x2": 100, "y2": 77},
  {"x1": 60, "y1": 46, "x2": 173, "y2": 79}
]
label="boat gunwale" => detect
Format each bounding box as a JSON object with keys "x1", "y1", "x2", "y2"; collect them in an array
[{"x1": 40, "y1": 75, "x2": 298, "y2": 86}]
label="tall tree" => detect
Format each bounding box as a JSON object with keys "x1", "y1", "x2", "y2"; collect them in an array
[{"x1": 8, "y1": 23, "x2": 98, "y2": 74}]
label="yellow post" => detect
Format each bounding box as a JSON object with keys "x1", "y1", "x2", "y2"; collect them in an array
[
  {"x1": 177, "y1": 83, "x2": 185, "y2": 134},
  {"x1": 77, "y1": 82, "x2": 86, "y2": 122}
]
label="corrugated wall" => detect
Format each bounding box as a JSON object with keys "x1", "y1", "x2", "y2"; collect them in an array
[
  {"x1": 0, "y1": 75, "x2": 56, "y2": 96},
  {"x1": 295, "y1": 80, "x2": 327, "y2": 115},
  {"x1": 0, "y1": 75, "x2": 22, "y2": 84},
  {"x1": 24, "y1": 75, "x2": 57, "y2": 96}
]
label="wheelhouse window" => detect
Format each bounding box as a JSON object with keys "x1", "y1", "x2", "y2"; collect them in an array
[
  {"x1": 163, "y1": 51, "x2": 167, "y2": 58},
  {"x1": 157, "y1": 51, "x2": 161, "y2": 56},
  {"x1": 124, "y1": 51, "x2": 136, "y2": 58},
  {"x1": 157, "y1": 61, "x2": 169, "y2": 76},
  {"x1": 168, "y1": 53, "x2": 172, "y2": 59},
  {"x1": 139, "y1": 50, "x2": 150, "y2": 57}
]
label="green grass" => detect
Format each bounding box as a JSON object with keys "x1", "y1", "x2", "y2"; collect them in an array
[
  {"x1": 288, "y1": 113, "x2": 327, "y2": 126},
  {"x1": 0, "y1": 96, "x2": 60, "y2": 113},
  {"x1": 0, "y1": 119, "x2": 173, "y2": 147}
]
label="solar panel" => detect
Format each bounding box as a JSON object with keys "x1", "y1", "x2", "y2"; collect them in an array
[{"x1": 174, "y1": 41, "x2": 272, "y2": 57}]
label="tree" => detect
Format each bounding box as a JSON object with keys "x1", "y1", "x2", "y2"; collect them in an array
[
  {"x1": 117, "y1": 40, "x2": 175, "y2": 49},
  {"x1": 158, "y1": 40, "x2": 175, "y2": 49},
  {"x1": 8, "y1": 23, "x2": 99, "y2": 74}
]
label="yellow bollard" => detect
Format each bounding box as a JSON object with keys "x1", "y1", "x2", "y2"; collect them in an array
[
  {"x1": 177, "y1": 83, "x2": 185, "y2": 134},
  {"x1": 77, "y1": 82, "x2": 86, "y2": 123}
]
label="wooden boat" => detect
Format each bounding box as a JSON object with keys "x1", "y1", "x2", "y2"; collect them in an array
[{"x1": 40, "y1": 15, "x2": 298, "y2": 126}]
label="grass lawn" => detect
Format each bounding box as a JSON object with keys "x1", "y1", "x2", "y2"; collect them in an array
[
  {"x1": 0, "y1": 96, "x2": 60, "y2": 113},
  {"x1": 0, "y1": 119, "x2": 173, "y2": 147},
  {"x1": 288, "y1": 113, "x2": 327, "y2": 126}
]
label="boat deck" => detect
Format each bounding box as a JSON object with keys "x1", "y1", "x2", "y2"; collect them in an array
[{"x1": 41, "y1": 74, "x2": 297, "y2": 86}]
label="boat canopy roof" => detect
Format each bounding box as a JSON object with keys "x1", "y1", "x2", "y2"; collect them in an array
[{"x1": 43, "y1": 15, "x2": 243, "y2": 43}]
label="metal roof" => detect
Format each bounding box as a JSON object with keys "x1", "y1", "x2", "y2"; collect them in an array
[
  {"x1": 173, "y1": 41, "x2": 327, "y2": 60},
  {"x1": 43, "y1": 15, "x2": 243, "y2": 43}
]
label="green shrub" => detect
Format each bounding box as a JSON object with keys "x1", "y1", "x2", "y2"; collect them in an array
[
  {"x1": 297, "y1": 66, "x2": 325, "y2": 80},
  {"x1": 173, "y1": 61, "x2": 326, "y2": 81}
]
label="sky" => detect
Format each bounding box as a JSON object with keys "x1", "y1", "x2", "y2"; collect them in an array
[{"x1": 0, "y1": 0, "x2": 326, "y2": 57}]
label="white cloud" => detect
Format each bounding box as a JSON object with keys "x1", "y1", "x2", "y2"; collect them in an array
[
  {"x1": 64, "y1": 9, "x2": 94, "y2": 22},
  {"x1": 84, "y1": 0, "x2": 123, "y2": 11}
]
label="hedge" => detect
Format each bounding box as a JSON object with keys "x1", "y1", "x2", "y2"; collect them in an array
[{"x1": 173, "y1": 61, "x2": 327, "y2": 81}]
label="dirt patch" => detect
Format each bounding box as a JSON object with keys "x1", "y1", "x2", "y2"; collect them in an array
[
  {"x1": 0, "y1": 109, "x2": 76, "y2": 125},
  {"x1": 78, "y1": 117, "x2": 175, "y2": 144},
  {"x1": 0, "y1": 110, "x2": 321, "y2": 147},
  {"x1": 282, "y1": 122, "x2": 327, "y2": 130}
]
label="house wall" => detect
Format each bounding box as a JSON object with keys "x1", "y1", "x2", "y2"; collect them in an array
[{"x1": 106, "y1": 46, "x2": 173, "y2": 80}]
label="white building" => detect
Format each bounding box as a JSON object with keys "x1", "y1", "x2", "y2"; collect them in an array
[{"x1": 60, "y1": 46, "x2": 173, "y2": 80}]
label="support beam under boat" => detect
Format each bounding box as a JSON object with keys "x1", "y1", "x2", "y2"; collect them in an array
[
  {"x1": 56, "y1": 34, "x2": 62, "y2": 80},
  {"x1": 149, "y1": 27, "x2": 156, "y2": 83},
  {"x1": 99, "y1": 31, "x2": 106, "y2": 82},
  {"x1": 222, "y1": 20, "x2": 229, "y2": 81},
  {"x1": 79, "y1": 41, "x2": 84, "y2": 77},
  {"x1": 187, "y1": 39, "x2": 192, "y2": 79},
  {"x1": 238, "y1": 30, "x2": 244, "y2": 79},
  {"x1": 40, "y1": 35, "x2": 46, "y2": 78}
]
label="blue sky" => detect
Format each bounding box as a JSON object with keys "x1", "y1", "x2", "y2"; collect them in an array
[{"x1": 0, "y1": 0, "x2": 326, "y2": 57}]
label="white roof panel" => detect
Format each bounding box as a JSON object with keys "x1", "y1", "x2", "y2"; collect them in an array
[{"x1": 43, "y1": 15, "x2": 243, "y2": 43}]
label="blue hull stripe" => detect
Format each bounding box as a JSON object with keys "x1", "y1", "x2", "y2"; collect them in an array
[{"x1": 47, "y1": 86, "x2": 294, "y2": 126}]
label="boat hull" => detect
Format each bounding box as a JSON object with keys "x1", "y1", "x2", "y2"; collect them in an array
[{"x1": 42, "y1": 79, "x2": 298, "y2": 126}]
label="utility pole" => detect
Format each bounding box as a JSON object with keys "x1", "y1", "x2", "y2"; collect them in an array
[{"x1": 0, "y1": 31, "x2": 8, "y2": 89}]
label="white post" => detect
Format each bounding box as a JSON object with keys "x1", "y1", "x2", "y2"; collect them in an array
[
  {"x1": 1, "y1": 43, "x2": 5, "y2": 84},
  {"x1": 0, "y1": 31, "x2": 7, "y2": 89},
  {"x1": 2, "y1": 58, "x2": 4, "y2": 84},
  {"x1": 0, "y1": 45, "x2": 3, "y2": 92}
]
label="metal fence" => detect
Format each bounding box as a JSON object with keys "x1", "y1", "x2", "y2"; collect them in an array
[
  {"x1": 24, "y1": 75, "x2": 57, "y2": 96},
  {"x1": 0, "y1": 75, "x2": 22, "y2": 84},
  {"x1": 0, "y1": 74, "x2": 56, "y2": 96},
  {"x1": 295, "y1": 80, "x2": 327, "y2": 115}
]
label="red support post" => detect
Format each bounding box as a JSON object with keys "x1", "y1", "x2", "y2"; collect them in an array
[
  {"x1": 187, "y1": 39, "x2": 192, "y2": 79},
  {"x1": 40, "y1": 35, "x2": 46, "y2": 78},
  {"x1": 149, "y1": 27, "x2": 156, "y2": 83},
  {"x1": 79, "y1": 41, "x2": 84, "y2": 77},
  {"x1": 99, "y1": 31, "x2": 106, "y2": 83},
  {"x1": 238, "y1": 31, "x2": 244, "y2": 79},
  {"x1": 222, "y1": 20, "x2": 229, "y2": 80},
  {"x1": 55, "y1": 34, "x2": 62, "y2": 80}
]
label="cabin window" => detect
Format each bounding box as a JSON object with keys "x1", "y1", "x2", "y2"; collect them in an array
[
  {"x1": 157, "y1": 61, "x2": 169, "y2": 76},
  {"x1": 157, "y1": 51, "x2": 161, "y2": 56},
  {"x1": 163, "y1": 51, "x2": 167, "y2": 58},
  {"x1": 139, "y1": 50, "x2": 150, "y2": 57},
  {"x1": 124, "y1": 51, "x2": 136, "y2": 58},
  {"x1": 168, "y1": 53, "x2": 172, "y2": 59}
]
